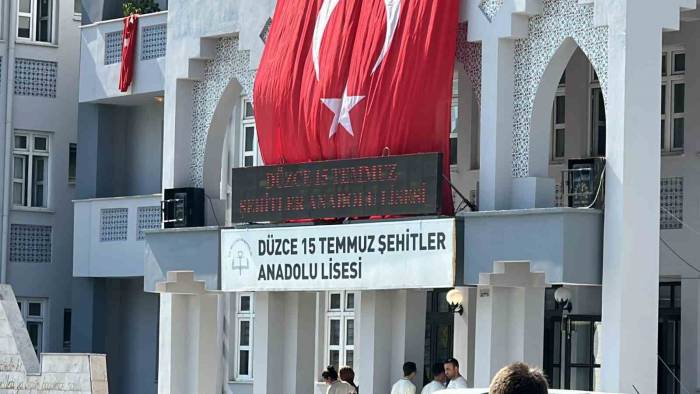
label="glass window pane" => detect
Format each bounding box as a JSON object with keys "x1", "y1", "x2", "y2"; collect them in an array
[
  {"x1": 555, "y1": 129, "x2": 565, "y2": 158},
  {"x1": 244, "y1": 126, "x2": 255, "y2": 152},
  {"x1": 450, "y1": 137, "x2": 457, "y2": 165},
  {"x1": 69, "y1": 144, "x2": 77, "y2": 182},
  {"x1": 569, "y1": 321, "x2": 592, "y2": 364},
  {"x1": 329, "y1": 350, "x2": 339, "y2": 371},
  {"x1": 240, "y1": 295, "x2": 251, "y2": 312},
  {"x1": 245, "y1": 101, "x2": 254, "y2": 118},
  {"x1": 673, "y1": 53, "x2": 685, "y2": 74},
  {"x1": 555, "y1": 95, "x2": 566, "y2": 124},
  {"x1": 661, "y1": 119, "x2": 666, "y2": 150},
  {"x1": 673, "y1": 118, "x2": 684, "y2": 150},
  {"x1": 559, "y1": 71, "x2": 566, "y2": 85},
  {"x1": 673, "y1": 84, "x2": 685, "y2": 113},
  {"x1": 28, "y1": 302, "x2": 41, "y2": 317},
  {"x1": 346, "y1": 350, "x2": 354, "y2": 368},
  {"x1": 552, "y1": 367, "x2": 560, "y2": 389},
  {"x1": 346, "y1": 319, "x2": 354, "y2": 346},
  {"x1": 15, "y1": 135, "x2": 27, "y2": 149},
  {"x1": 37, "y1": 0, "x2": 52, "y2": 42},
  {"x1": 32, "y1": 157, "x2": 47, "y2": 207},
  {"x1": 660, "y1": 285, "x2": 672, "y2": 309},
  {"x1": 661, "y1": 85, "x2": 666, "y2": 115},
  {"x1": 12, "y1": 183, "x2": 24, "y2": 205},
  {"x1": 13, "y1": 156, "x2": 25, "y2": 180},
  {"x1": 239, "y1": 320, "x2": 250, "y2": 346},
  {"x1": 330, "y1": 293, "x2": 341, "y2": 310},
  {"x1": 19, "y1": 0, "x2": 31, "y2": 13},
  {"x1": 74, "y1": 0, "x2": 81, "y2": 14},
  {"x1": 18, "y1": 16, "x2": 30, "y2": 38},
  {"x1": 451, "y1": 102, "x2": 458, "y2": 134},
  {"x1": 27, "y1": 322, "x2": 41, "y2": 354},
  {"x1": 597, "y1": 90, "x2": 606, "y2": 121},
  {"x1": 238, "y1": 350, "x2": 249, "y2": 376},
  {"x1": 662, "y1": 53, "x2": 667, "y2": 76},
  {"x1": 329, "y1": 319, "x2": 340, "y2": 346},
  {"x1": 17, "y1": 302, "x2": 21, "y2": 312},
  {"x1": 244, "y1": 156, "x2": 254, "y2": 167},
  {"x1": 596, "y1": 126, "x2": 606, "y2": 157},
  {"x1": 553, "y1": 320, "x2": 561, "y2": 364},
  {"x1": 673, "y1": 284, "x2": 681, "y2": 308},
  {"x1": 570, "y1": 367, "x2": 592, "y2": 391},
  {"x1": 346, "y1": 293, "x2": 355, "y2": 310},
  {"x1": 34, "y1": 137, "x2": 47, "y2": 151}
]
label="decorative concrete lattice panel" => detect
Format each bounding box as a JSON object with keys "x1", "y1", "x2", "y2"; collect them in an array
[
  {"x1": 104, "y1": 30, "x2": 123, "y2": 65},
  {"x1": 14, "y1": 59, "x2": 57, "y2": 98},
  {"x1": 260, "y1": 17, "x2": 272, "y2": 43},
  {"x1": 141, "y1": 24, "x2": 167, "y2": 60},
  {"x1": 137, "y1": 206, "x2": 161, "y2": 240},
  {"x1": 9, "y1": 224, "x2": 51, "y2": 263},
  {"x1": 191, "y1": 37, "x2": 255, "y2": 187},
  {"x1": 512, "y1": 0, "x2": 608, "y2": 177},
  {"x1": 100, "y1": 208, "x2": 128, "y2": 242},
  {"x1": 456, "y1": 22, "x2": 482, "y2": 104},
  {"x1": 660, "y1": 177, "x2": 683, "y2": 230},
  {"x1": 479, "y1": 0, "x2": 504, "y2": 22}
]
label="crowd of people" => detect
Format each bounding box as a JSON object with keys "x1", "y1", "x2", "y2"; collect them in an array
[{"x1": 321, "y1": 358, "x2": 548, "y2": 394}]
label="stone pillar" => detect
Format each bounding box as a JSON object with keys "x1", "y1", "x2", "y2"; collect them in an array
[
  {"x1": 452, "y1": 286, "x2": 477, "y2": 387},
  {"x1": 156, "y1": 271, "x2": 222, "y2": 394},
  {"x1": 599, "y1": 1, "x2": 685, "y2": 391},
  {"x1": 359, "y1": 290, "x2": 427, "y2": 393},
  {"x1": 473, "y1": 262, "x2": 546, "y2": 387},
  {"x1": 478, "y1": 36, "x2": 515, "y2": 211},
  {"x1": 253, "y1": 292, "x2": 316, "y2": 394}
]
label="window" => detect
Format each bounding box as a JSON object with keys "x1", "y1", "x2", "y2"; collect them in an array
[
  {"x1": 658, "y1": 282, "x2": 681, "y2": 394},
  {"x1": 241, "y1": 98, "x2": 259, "y2": 167},
  {"x1": 326, "y1": 291, "x2": 356, "y2": 371},
  {"x1": 17, "y1": 298, "x2": 46, "y2": 355},
  {"x1": 551, "y1": 75, "x2": 566, "y2": 161},
  {"x1": 73, "y1": 0, "x2": 81, "y2": 15},
  {"x1": 13, "y1": 131, "x2": 50, "y2": 208},
  {"x1": 63, "y1": 308, "x2": 71, "y2": 352},
  {"x1": 450, "y1": 71, "x2": 459, "y2": 165},
  {"x1": 233, "y1": 293, "x2": 254, "y2": 380},
  {"x1": 68, "y1": 143, "x2": 76, "y2": 184},
  {"x1": 661, "y1": 49, "x2": 685, "y2": 152},
  {"x1": 588, "y1": 67, "x2": 606, "y2": 157},
  {"x1": 17, "y1": 0, "x2": 54, "y2": 43}
]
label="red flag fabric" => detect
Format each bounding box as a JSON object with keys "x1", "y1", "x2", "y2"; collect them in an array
[
  {"x1": 119, "y1": 14, "x2": 139, "y2": 92},
  {"x1": 254, "y1": 0, "x2": 457, "y2": 214}
]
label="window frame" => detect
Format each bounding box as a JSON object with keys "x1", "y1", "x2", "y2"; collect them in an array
[
  {"x1": 12, "y1": 130, "x2": 51, "y2": 209},
  {"x1": 325, "y1": 291, "x2": 357, "y2": 372},
  {"x1": 16, "y1": 0, "x2": 56, "y2": 43},
  {"x1": 16, "y1": 297, "x2": 47, "y2": 355},
  {"x1": 551, "y1": 84, "x2": 566, "y2": 162},
  {"x1": 450, "y1": 70, "x2": 459, "y2": 167},
  {"x1": 68, "y1": 143, "x2": 77, "y2": 184},
  {"x1": 233, "y1": 292, "x2": 254, "y2": 381},
  {"x1": 240, "y1": 98, "x2": 260, "y2": 168},
  {"x1": 661, "y1": 48, "x2": 685, "y2": 153}
]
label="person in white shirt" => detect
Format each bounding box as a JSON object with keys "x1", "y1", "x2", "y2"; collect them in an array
[
  {"x1": 322, "y1": 366, "x2": 355, "y2": 394},
  {"x1": 444, "y1": 358, "x2": 468, "y2": 389},
  {"x1": 391, "y1": 361, "x2": 418, "y2": 394},
  {"x1": 421, "y1": 363, "x2": 447, "y2": 394}
]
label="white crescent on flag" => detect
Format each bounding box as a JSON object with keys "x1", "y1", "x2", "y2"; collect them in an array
[{"x1": 312, "y1": 0, "x2": 402, "y2": 81}]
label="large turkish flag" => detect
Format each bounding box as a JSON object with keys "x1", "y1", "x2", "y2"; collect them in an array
[{"x1": 254, "y1": 0, "x2": 458, "y2": 214}]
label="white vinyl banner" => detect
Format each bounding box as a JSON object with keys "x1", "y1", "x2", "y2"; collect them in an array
[{"x1": 221, "y1": 218, "x2": 455, "y2": 291}]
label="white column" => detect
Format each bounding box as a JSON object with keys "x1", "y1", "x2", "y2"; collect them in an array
[
  {"x1": 157, "y1": 292, "x2": 221, "y2": 394},
  {"x1": 479, "y1": 37, "x2": 514, "y2": 211},
  {"x1": 452, "y1": 286, "x2": 476, "y2": 387},
  {"x1": 600, "y1": 3, "x2": 667, "y2": 391},
  {"x1": 359, "y1": 290, "x2": 427, "y2": 393},
  {"x1": 254, "y1": 292, "x2": 317, "y2": 394},
  {"x1": 473, "y1": 262, "x2": 546, "y2": 387}
]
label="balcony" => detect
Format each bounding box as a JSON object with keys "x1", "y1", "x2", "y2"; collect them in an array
[
  {"x1": 73, "y1": 194, "x2": 162, "y2": 277},
  {"x1": 79, "y1": 11, "x2": 167, "y2": 104},
  {"x1": 459, "y1": 207, "x2": 603, "y2": 285}
]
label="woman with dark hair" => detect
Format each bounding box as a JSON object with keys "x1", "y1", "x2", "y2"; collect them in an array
[
  {"x1": 339, "y1": 366, "x2": 359, "y2": 393},
  {"x1": 322, "y1": 366, "x2": 354, "y2": 394}
]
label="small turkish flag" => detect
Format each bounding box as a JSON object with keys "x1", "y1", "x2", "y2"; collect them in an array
[{"x1": 254, "y1": 0, "x2": 458, "y2": 214}]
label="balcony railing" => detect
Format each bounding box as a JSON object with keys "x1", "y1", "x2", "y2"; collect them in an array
[
  {"x1": 79, "y1": 11, "x2": 167, "y2": 103},
  {"x1": 73, "y1": 194, "x2": 162, "y2": 277}
]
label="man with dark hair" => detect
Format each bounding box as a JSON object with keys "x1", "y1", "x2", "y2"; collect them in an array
[
  {"x1": 391, "y1": 361, "x2": 418, "y2": 394},
  {"x1": 444, "y1": 358, "x2": 468, "y2": 389},
  {"x1": 489, "y1": 362, "x2": 548, "y2": 394},
  {"x1": 421, "y1": 363, "x2": 446, "y2": 394}
]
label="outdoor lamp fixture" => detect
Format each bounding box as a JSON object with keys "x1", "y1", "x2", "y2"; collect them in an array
[
  {"x1": 554, "y1": 286, "x2": 573, "y2": 314},
  {"x1": 446, "y1": 288, "x2": 464, "y2": 316}
]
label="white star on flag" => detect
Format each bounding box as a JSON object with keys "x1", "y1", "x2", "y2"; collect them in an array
[{"x1": 321, "y1": 85, "x2": 365, "y2": 138}]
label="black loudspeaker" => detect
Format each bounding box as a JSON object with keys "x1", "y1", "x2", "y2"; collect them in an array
[{"x1": 162, "y1": 188, "x2": 205, "y2": 228}]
